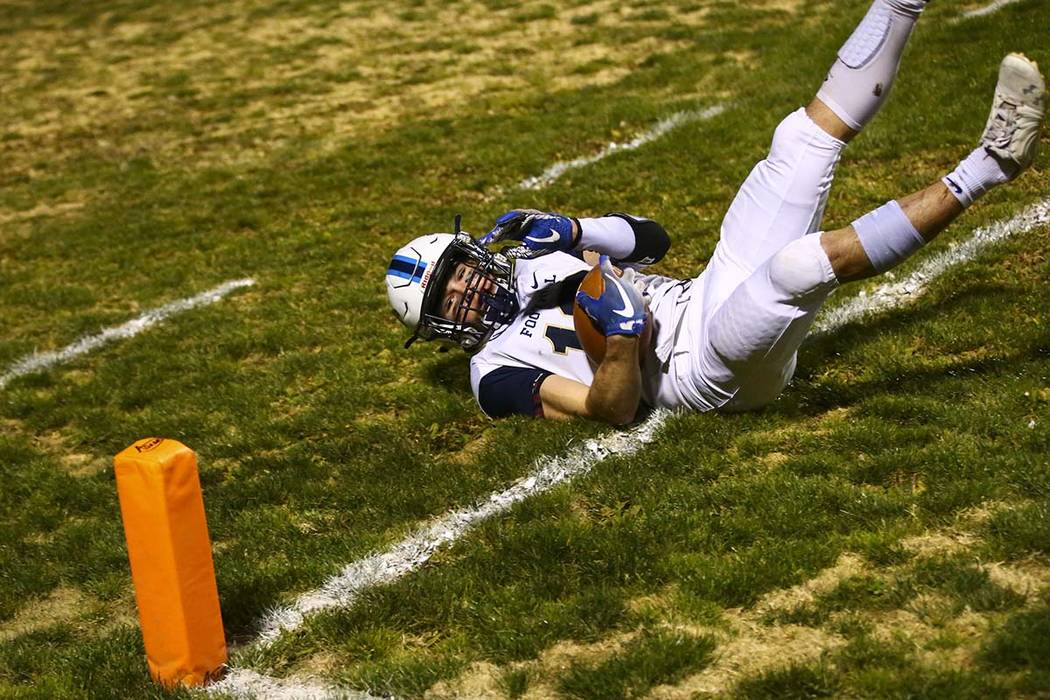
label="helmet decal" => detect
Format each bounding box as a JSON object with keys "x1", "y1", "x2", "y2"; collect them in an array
[{"x1": 387, "y1": 254, "x2": 427, "y2": 287}]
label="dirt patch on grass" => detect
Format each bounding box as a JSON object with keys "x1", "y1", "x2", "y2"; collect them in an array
[
  {"x1": 0, "y1": 418, "x2": 28, "y2": 437},
  {"x1": 902, "y1": 500, "x2": 1022, "y2": 557},
  {"x1": 901, "y1": 530, "x2": 978, "y2": 557},
  {"x1": 0, "y1": 200, "x2": 85, "y2": 228},
  {"x1": 649, "y1": 620, "x2": 843, "y2": 698},
  {"x1": 425, "y1": 661, "x2": 503, "y2": 699},
  {"x1": 535, "y1": 633, "x2": 634, "y2": 673},
  {"x1": 0, "y1": 586, "x2": 86, "y2": 642},
  {"x1": 756, "y1": 0, "x2": 807, "y2": 13},
  {"x1": 626, "y1": 586, "x2": 683, "y2": 620},
  {"x1": 448, "y1": 431, "x2": 495, "y2": 466},
  {"x1": 474, "y1": 632, "x2": 637, "y2": 699},
  {"x1": 651, "y1": 502, "x2": 1039, "y2": 695},
  {"x1": 980, "y1": 559, "x2": 1050, "y2": 603},
  {"x1": 645, "y1": 556, "x2": 858, "y2": 697},
  {"x1": 755, "y1": 553, "x2": 869, "y2": 616},
  {"x1": 756, "y1": 450, "x2": 789, "y2": 469},
  {"x1": 746, "y1": 406, "x2": 857, "y2": 446},
  {"x1": 60, "y1": 451, "x2": 107, "y2": 477},
  {"x1": 294, "y1": 651, "x2": 343, "y2": 678},
  {"x1": 853, "y1": 551, "x2": 1050, "y2": 670},
  {"x1": 34, "y1": 429, "x2": 107, "y2": 477},
  {"x1": 0, "y1": 420, "x2": 106, "y2": 476},
  {"x1": 957, "y1": 499, "x2": 1014, "y2": 526},
  {"x1": 0, "y1": 0, "x2": 739, "y2": 171},
  {"x1": 863, "y1": 603, "x2": 993, "y2": 668}
]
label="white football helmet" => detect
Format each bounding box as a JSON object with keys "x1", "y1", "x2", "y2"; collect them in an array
[{"x1": 386, "y1": 217, "x2": 519, "y2": 350}]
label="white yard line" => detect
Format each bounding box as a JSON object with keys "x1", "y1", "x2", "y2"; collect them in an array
[
  {"x1": 518, "y1": 105, "x2": 726, "y2": 191},
  {"x1": 956, "y1": 0, "x2": 1023, "y2": 20},
  {"x1": 211, "y1": 199, "x2": 1049, "y2": 698},
  {"x1": 203, "y1": 414, "x2": 670, "y2": 699},
  {"x1": 0, "y1": 278, "x2": 255, "y2": 390},
  {"x1": 814, "y1": 197, "x2": 1050, "y2": 335},
  {"x1": 209, "y1": 669, "x2": 384, "y2": 700},
  {"x1": 256, "y1": 412, "x2": 670, "y2": 643}
]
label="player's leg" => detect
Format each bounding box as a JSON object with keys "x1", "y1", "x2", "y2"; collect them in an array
[
  {"x1": 698, "y1": 231, "x2": 838, "y2": 411},
  {"x1": 706, "y1": 0, "x2": 929, "y2": 314},
  {"x1": 700, "y1": 53, "x2": 1045, "y2": 412},
  {"x1": 814, "y1": 0, "x2": 929, "y2": 140},
  {"x1": 823, "y1": 53, "x2": 1045, "y2": 283},
  {"x1": 819, "y1": 182, "x2": 961, "y2": 282}
]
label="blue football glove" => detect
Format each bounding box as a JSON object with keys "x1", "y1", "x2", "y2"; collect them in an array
[
  {"x1": 479, "y1": 209, "x2": 576, "y2": 259},
  {"x1": 575, "y1": 256, "x2": 647, "y2": 337}
]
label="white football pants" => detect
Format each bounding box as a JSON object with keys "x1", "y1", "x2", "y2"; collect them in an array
[{"x1": 648, "y1": 108, "x2": 846, "y2": 412}]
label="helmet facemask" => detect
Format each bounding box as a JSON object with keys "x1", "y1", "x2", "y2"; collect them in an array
[{"x1": 413, "y1": 232, "x2": 518, "y2": 351}]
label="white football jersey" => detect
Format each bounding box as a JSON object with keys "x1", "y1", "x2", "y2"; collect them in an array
[
  {"x1": 469, "y1": 253, "x2": 693, "y2": 413},
  {"x1": 470, "y1": 254, "x2": 595, "y2": 396}
]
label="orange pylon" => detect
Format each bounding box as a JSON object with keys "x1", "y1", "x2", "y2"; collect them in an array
[{"x1": 114, "y1": 438, "x2": 227, "y2": 687}]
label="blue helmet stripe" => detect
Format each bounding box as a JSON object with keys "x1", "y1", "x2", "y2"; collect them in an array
[
  {"x1": 388, "y1": 256, "x2": 427, "y2": 283},
  {"x1": 387, "y1": 268, "x2": 418, "y2": 282}
]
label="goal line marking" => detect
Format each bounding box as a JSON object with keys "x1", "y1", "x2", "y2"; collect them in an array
[
  {"x1": 956, "y1": 0, "x2": 1024, "y2": 21},
  {"x1": 518, "y1": 105, "x2": 726, "y2": 191},
  {"x1": 0, "y1": 278, "x2": 255, "y2": 391}
]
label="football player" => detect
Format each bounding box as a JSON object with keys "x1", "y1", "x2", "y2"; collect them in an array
[{"x1": 386, "y1": 0, "x2": 1045, "y2": 425}]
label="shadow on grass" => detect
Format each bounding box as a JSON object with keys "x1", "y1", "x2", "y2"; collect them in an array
[
  {"x1": 792, "y1": 280, "x2": 1038, "y2": 407},
  {"x1": 423, "y1": 351, "x2": 472, "y2": 397}
]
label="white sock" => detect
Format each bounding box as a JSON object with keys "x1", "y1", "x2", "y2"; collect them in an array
[
  {"x1": 816, "y1": 0, "x2": 926, "y2": 131},
  {"x1": 942, "y1": 147, "x2": 1015, "y2": 208}
]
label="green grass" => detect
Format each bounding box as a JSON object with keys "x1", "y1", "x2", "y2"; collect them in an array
[
  {"x1": 556, "y1": 628, "x2": 716, "y2": 699},
  {"x1": 1, "y1": 0, "x2": 1049, "y2": 697}
]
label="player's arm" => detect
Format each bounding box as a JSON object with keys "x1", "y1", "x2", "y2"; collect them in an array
[
  {"x1": 575, "y1": 213, "x2": 670, "y2": 266},
  {"x1": 542, "y1": 255, "x2": 648, "y2": 425},
  {"x1": 538, "y1": 336, "x2": 642, "y2": 425},
  {"x1": 477, "y1": 362, "x2": 640, "y2": 424},
  {"x1": 481, "y1": 210, "x2": 670, "y2": 265}
]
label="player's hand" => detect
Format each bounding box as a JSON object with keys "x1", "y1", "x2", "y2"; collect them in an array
[
  {"x1": 575, "y1": 256, "x2": 647, "y2": 337},
  {"x1": 479, "y1": 209, "x2": 576, "y2": 259}
]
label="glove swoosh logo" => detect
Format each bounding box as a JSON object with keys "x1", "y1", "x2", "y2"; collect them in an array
[
  {"x1": 610, "y1": 278, "x2": 635, "y2": 318},
  {"x1": 528, "y1": 228, "x2": 562, "y2": 244}
]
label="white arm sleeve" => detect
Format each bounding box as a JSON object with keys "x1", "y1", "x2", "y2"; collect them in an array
[{"x1": 576, "y1": 216, "x2": 635, "y2": 259}]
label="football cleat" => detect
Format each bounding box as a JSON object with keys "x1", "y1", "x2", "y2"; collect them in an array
[{"x1": 981, "y1": 53, "x2": 1046, "y2": 175}]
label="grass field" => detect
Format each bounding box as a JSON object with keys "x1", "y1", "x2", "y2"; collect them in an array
[{"x1": 1, "y1": 0, "x2": 1048, "y2": 697}]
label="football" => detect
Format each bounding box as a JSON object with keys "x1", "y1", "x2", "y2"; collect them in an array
[{"x1": 573, "y1": 264, "x2": 651, "y2": 365}]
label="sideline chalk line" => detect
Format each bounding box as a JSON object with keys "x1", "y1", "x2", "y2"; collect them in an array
[
  {"x1": 955, "y1": 0, "x2": 1023, "y2": 21},
  {"x1": 0, "y1": 278, "x2": 255, "y2": 390},
  {"x1": 518, "y1": 104, "x2": 726, "y2": 191},
  {"x1": 211, "y1": 199, "x2": 1048, "y2": 698}
]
